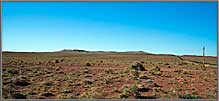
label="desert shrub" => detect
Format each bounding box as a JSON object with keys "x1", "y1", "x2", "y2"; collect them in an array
[
  {"x1": 201, "y1": 66, "x2": 206, "y2": 71},
  {"x1": 158, "y1": 62, "x2": 163, "y2": 64},
  {"x1": 174, "y1": 69, "x2": 183, "y2": 73},
  {"x1": 183, "y1": 71, "x2": 192, "y2": 75},
  {"x1": 83, "y1": 79, "x2": 93, "y2": 85},
  {"x1": 62, "y1": 89, "x2": 72, "y2": 94},
  {"x1": 11, "y1": 93, "x2": 27, "y2": 99},
  {"x1": 57, "y1": 94, "x2": 74, "y2": 99},
  {"x1": 79, "y1": 92, "x2": 96, "y2": 99},
  {"x1": 13, "y1": 79, "x2": 29, "y2": 86},
  {"x1": 103, "y1": 77, "x2": 113, "y2": 84},
  {"x1": 40, "y1": 92, "x2": 55, "y2": 97},
  {"x1": 42, "y1": 81, "x2": 53, "y2": 86},
  {"x1": 149, "y1": 66, "x2": 161, "y2": 76},
  {"x1": 164, "y1": 63, "x2": 169, "y2": 65},
  {"x1": 153, "y1": 87, "x2": 161, "y2": 92},
  {"x1": 12, "y1": 76, "x2": 30, "y2": 86},
  {"x1": 3, "y1": 84, "x2": 16, "y2": 99},
  {"x1": 55, "y1": 60, "x2": 60, "y2": 63},
  {"x1": 139, "y1": 74, "x2": 148, "y2": 79},
  {"x1": 183, "y1": 71, "x2": 188, "y2": 75},
  {"x1": 205, "y1": 91, "x2": 215, "y2": 99},
  {"x1": 129, "y1": 70, "x2": 140, "y2": 80},
  {"x1": 28, "y1": 91, "x2": 37, "y2": 95},
  {"x1": 84, "y1": 74, "x2": 92, "y2": 78},
  {"x1": 60, "y1": 59, "x2": 64, "y2": 62},
  {"x1": 120, "y1": 85, "x2": 140, "y2": 98},
  {"x1": 8, "y1": 68, "x2": 19, "y2": 76},
  {"x1": 85, "y1": 62, "x2": 92, "y2": 66},
  {"x1": 151, "y1": 82, "x2": 161, "y2": 87},
  {"x1": 181, "y1": 93, "x2": 199, "y2": 99},
  {"x1": 203, "y1": 77, "x2": 208, "y2": 81},
  {"x1": 146, "y1": 79, "x2": 153, "y2": 84},
  {"x1": 166, "y1": 89, "x2": 179, "y2": 98},
  {"x1": 83, "y1": 69, "x2": 89, "y2": 73},
  {"x1": 129, "y1": 62, "x2": 145, "y2": 71},
  {"x1": 179, "y1": 62, "x2": 188, "y2": 65},
  {"x1": 105, "y1": 69, "x2": 113, "y2": 74},
  {"x1": 151, "y1": 66, "x2": 160, "y2": 71},
  {"x1": 153, "y1": 72, "x2": 161, "y2": 76}
]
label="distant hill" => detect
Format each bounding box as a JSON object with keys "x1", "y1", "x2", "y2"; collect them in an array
[
  {"x1": 59, "y1": 49, "x2": 88, "y2": 53},
  {"x1": 2, "y1": 49, "x2": 217, "y2": 58},
  {"x1": 58, "y1": 49, "x2": 152, "y2": 55}
]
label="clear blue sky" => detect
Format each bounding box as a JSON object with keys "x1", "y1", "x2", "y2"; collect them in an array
[{"x1": 2, "y1": 2, "x2": 217, "y2": 56}]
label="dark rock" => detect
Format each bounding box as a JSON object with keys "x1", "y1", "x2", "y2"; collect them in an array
[
  {"x1": 12, "y1": 77, "x2": 30, "y2": 86},
  {"x1": 55, "y1": 60, "x2": 60, "y2": 63}
]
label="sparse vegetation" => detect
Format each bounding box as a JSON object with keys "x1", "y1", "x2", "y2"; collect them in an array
[
  {"x1": 103, "y1": 76, "x2": 113, "y2": 84},
  {"x1": 7, "y1": 68, "x2": 19, "y2": 76},
  {"x1": 105, "y1": 69, "x2": 113, "y2": 74},
  {"x1": 164, "y1": 63, "x2": 169, "y2": 65},
  {"x1": 120, "y1": 85, "x2": 140, "y2": 98},
  {"x1": 205, "y1": 91, "x2": 215, "y2": 99},
  {"x1": 55, "y1": 60, "x2": 60, "y2": 63},
  {"x1": 149, "y1": 66, "x2": 161, "y2": 76},
  {"x1": 174, "y1": 69, "x2": 183, "y2": 73},
  {"x1": 79, "y1": 92, "x2": 95, "y2": 99},
  {"x1": 139, "y1": 74, "x2": 148, "y2": 79},
  {"x1": 146, "y1": 79, "x2": 153, "y2": 84},
  {"x1": 129, "y1": 62, "x2": 145, "y2": 71},
  {"x1": 181, "y1": 93, "x2": 200, "y2": 99},
  {"x1": 57, "y1": 94, "x2": 74, "y2": 99},
  {"x1": 83, "y1": 79, "x2": 94, "y2": 85},
  {"x1": 2, "y1": 52, "x2": 217, "y2": 99},
  {"x1": 12, "y1": 76, "x2": 30, "y2": 86},
  {"x1": 85, "y1": 62, "x2": 92, "y2": 66}
]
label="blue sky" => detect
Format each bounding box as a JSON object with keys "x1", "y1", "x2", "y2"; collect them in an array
[{"x1": 2, "y1": 2, "x2": 217, "y2": 56}]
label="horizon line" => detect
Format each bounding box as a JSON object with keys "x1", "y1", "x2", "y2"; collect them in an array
[{"x1": 2, "y1": 49, "x2": 217, "y2": 57}]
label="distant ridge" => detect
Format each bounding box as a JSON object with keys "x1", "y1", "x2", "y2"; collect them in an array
[
  {"x1": 2, "y1": 49, "x2": 217, "y2": 57},
  {"x1": 60, "y1": 49, "x2": 88, "y2": 53},
  {"x1": 58, "y1": 49, "x2": 152, "y2": 55}
]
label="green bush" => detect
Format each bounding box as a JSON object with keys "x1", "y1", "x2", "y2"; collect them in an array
[
  {"x1": 149, "y1": 66, "x2": 161, "y2": 76},
  {"x1": 79, "y1": 91, "x2": 99, "y2": 99},
  {"x1": 129, "y1": 62, "x2": 145, "y2": 71},
  {"x1": 120, "y1": 85, "x2": 140, "y2": 98},
  {"x1": 181, "y1": 93, "x2": 199, "y2": 99},
  {"x1": 103, "y1": 77, "x2": 113, "y2": 84},
  {"x1": 8, "y1": 68, "x2": 19, "y2": 76},
  {"x1": 139, "y1": 74, "x2": 148, "y2": 79}
]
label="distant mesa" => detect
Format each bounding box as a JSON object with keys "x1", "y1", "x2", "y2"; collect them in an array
[
  {"x1": 3, "y1": 49, "x2": 215, "y2": 58},
  {"x1": 123, "y1": 51, "x2": 151, "y2": 54},
  {"x1": 59, "y1": 49, "x2": 152, "y2": 54},
  {"x1": 60, "y1": 49, "x2": 88, "y2": 53}
]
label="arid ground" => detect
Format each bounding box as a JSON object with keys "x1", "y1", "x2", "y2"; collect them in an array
[{"x1": 2, "y1": 50, "x2": 217, "y2": 99}]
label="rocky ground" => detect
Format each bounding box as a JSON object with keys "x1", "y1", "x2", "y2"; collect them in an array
[{"x1": 2, "y1": 52, "x2": 217, "y2": 99}]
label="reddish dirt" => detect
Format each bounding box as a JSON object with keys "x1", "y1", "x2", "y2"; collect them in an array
[{"x1": 2, "y1": 52, "x2": 217, "y2": 99}]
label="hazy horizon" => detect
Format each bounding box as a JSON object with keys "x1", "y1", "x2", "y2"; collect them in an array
[
  {"x1": 2, "y1": 48, "x2": 217, "y2": 57},
  {"x1": 2, "y1": 2, "x2": 217, "y2": 56}
]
